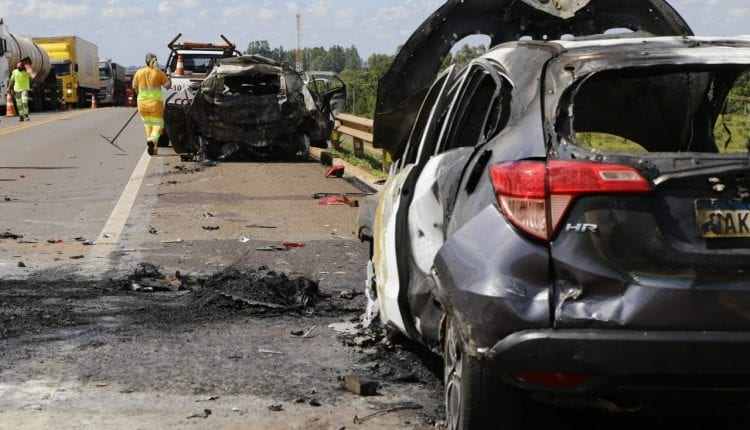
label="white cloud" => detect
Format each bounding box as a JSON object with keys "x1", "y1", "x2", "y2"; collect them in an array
[
  {"x1": 16, "y1": 0, "x2": 91, "y2": 20},
  {"x1": 258, "y1": 7, "x2": 276, "y2": 20},
  {"x1": 158, "y1": 0, "x2": 198, "y2": 15},
  {"x1": 101, "y1": 0, "x2": 144, "y2": 19},
  {"x1": 306, "y1": 0, "x2": 332, "y2": 19}
]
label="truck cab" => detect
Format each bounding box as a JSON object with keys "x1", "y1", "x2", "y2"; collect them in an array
[
  {"x1": 98, "y1": 59, "x2": 126, "y2": 106},
  {"x1": 162, "y1": 34, "x2": 240, "y2": 106}
]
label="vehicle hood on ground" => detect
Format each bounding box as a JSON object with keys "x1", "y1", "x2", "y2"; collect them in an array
[{"x1": 374, "y1": 0, "x2": 693, "y2": 159}]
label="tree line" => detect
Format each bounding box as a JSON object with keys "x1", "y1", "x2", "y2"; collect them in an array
[{"x1": 244, "y1": 40, "x2": 487, "y2": 118}]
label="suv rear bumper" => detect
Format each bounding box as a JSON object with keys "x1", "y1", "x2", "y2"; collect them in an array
[{"x1": 487, "y1": 329, "x2": 750, "y2": 376}]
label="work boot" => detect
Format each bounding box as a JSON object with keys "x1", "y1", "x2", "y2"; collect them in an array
[
  {"x1": 147, "y1": 141, "x2": 154, "y2": 156},
  {"x1": 19, "y1": 116, "x2": 24, "y2": 122}
]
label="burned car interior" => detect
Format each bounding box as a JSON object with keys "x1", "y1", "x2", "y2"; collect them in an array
[{"x1": 562, "y1": 65, "x2": 750, "y2": 154}]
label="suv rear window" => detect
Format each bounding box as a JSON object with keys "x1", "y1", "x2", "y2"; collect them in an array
[{"x1": 565, "y1": 66, "x2": 750, "y2": 153}]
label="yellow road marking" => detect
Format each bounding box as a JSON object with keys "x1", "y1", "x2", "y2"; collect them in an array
[{"x1": 0, "y1": 110, "x2": 91, "y2": 137}]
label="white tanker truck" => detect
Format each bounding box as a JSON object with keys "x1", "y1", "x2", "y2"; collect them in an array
[{"x1": 0, "y1": 18, "x2": 58, "y2": 113}]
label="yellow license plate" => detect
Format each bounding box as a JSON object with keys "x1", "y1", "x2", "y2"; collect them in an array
[{"x1": 696, "y1": 199, "x2": 750, "y2": 238}]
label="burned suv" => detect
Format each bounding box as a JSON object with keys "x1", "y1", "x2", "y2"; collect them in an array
[
  {"x1": 165, "y1": 54, "x2": 346, "y2": 160},
  {"x1": 359, "y1": 0, "x2": 750, "y2": 428}
]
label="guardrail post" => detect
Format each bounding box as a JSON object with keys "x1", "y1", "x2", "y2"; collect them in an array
[{"x1": 353, "y1": 137, "x2": 365, "y2": 158}]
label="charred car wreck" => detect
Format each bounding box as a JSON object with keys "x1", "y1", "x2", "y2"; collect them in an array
[
  {"x1": 359, "y1": 0, "x2": 750, "y2": 428},
  {"x1": 165, "y1": 55, "x2": 346, "y2": 160}
]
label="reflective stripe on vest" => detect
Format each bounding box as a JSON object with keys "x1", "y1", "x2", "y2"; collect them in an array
[{"x1": 138, "y1": 87, "x2": 163, "y2": 101}]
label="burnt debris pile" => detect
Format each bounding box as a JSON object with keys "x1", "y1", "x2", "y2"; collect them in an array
[{"x1": 190, "y1": 268, "x2": 319, "y2": 314}]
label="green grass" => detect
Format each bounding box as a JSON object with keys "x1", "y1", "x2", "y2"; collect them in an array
[
  {"x1": 576, "y1": 113, "x2": 750, "y2": 154},
  {"x1": 327, "y1": 138, "x2": 388, "y2": 179}
]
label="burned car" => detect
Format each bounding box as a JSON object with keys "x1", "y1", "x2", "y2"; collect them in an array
[
  {"x1": 358, "y1": 0, "x2": 750, "y2": 428},
  {"x1": 165, "y1": 55, "x2": 346, "y2": 159}
]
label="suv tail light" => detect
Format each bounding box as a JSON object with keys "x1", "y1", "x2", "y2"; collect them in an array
[{"x1": 489, "y1": 160, "x2": 652, "y2": 241}]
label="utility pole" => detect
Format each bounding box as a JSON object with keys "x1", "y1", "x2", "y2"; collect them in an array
[{"x1": 296, "y1": 12, "x2": 303, "y2": 72}]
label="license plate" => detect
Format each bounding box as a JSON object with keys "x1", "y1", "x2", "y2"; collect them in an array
[{"x1": 696, "y1": 199, "x2": 750, "y2": 238}]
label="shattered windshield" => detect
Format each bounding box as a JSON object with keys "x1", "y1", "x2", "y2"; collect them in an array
[{"x1": 568, "y1": 66, "x2": 750, "y2": 154}]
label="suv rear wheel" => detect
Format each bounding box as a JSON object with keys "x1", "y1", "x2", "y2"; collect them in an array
[{"x1": 444, "y1": 316, "x2": 523, "y2": 430}]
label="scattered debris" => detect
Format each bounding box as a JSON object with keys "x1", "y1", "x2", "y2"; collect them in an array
[
  {"x1": 239, "y1": 237, "x2": 251, "y2": 243},
  {"x1": 74, "y1": 237, "x2": 86, "y2": 242},
  {"x1": 190, "y1": 269, "x2": 319, "y2": 314},
  {"x1": 83, "y1": 240, "x2": 96, "y2": 246},
  {"x1": 338, "y1": 290, "x2": 361, "y2": 300},
  {"x1": 246, "y1": 224, "x2": 277, "y2": 229},
  {"x1": 312, "y1": 192, "x2": 371, "y2": 200},
  {"x1": 17, "y1": 239, "x2": 38, "y2": 244},
  {"x1": 256, "y1": 245, "x2": 287, "y2": 252},
  {"x1": 203, "y1": 213, "x2": 215, "y2": 218},
  {"x1": 258, "y1": 348, "x2": 284, "y2": 355},
  {"x1": 196, "y1": 396, "x2": 220, "y2": 402},
  {"x1": 4, "y1": 197, "x2": 11, "y2": 201},
  {"x1": 202, "y1": 226, "x2": 220, "y2": 231},
  {"x1": 342, "y1": 375, "x2": 378, "y2": 396},
  {"x1": 353, "y1": 402, "x2": 423, "y2": 424},
  {"x1": 318, "y1": 195, "x2": 357, "y2": 207},
  {"x1": 148, "y1": 227, "x2": 158, "y2": 235},
  {"x1": 326, "y1": 165, "x2": 345, "y2": 178},
  {"x1": 328, "y1": 322, "x2": 360, "y2": 336},
  {"x1": 70, "y1": 255, "x2": 84, "y2": 260},
  {"x1": 291, "y1": 325, "x2": 317, "y2": 338},
  {"x1": 103, "y1": 233, "x2": 112, "y2": 239},
  {"x1": 282, "y1": 242, "x2": 305, "y2": 249},
  {"x1": 126, "y1": 263, "x2": 182, "y2": 292},
  {"x1": 187, "y1": 409, "x2": 212, "y2": 419},
  {"x1": 268, "y1": 404, "x2": 284, "y2": 412},
  {"x1": 161, "y1": 239, "x2": 183, "y2": 244},
  {"x1": 309, "y1": 399, "x2": 322, "y2": 407},
  {"x1": 47, "y1": 239, "x2": 64, "y2": 244},
  {"x1": 1, "y1": 232, "x2": 24, "y2": 240},
  {"x1": 17, "y1": 261, "x2": 26, "y2": 268}
]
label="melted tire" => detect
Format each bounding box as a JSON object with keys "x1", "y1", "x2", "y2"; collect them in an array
[{"x1": 444, "y1": 316, "x2": 523, "y2": 430}]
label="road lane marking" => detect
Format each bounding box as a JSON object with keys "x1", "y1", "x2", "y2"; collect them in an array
[
  {"x1": 89, "y1": 147, "x2": 152, "y2": 263},
  {"x1": 0, "y1": 110, "x2": 90, "y2": 136}
]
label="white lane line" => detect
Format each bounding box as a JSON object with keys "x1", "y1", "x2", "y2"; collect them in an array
[{"x1": 92, "y1": 148, "x2": 152, "y2": 252}]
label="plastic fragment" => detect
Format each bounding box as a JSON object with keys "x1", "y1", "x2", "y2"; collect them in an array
[
  {"x1": 318, "y1": 195, "x2": 354, "y2": 206},
  {"x1": 282, "y1": 242, "x2": 305, "y2": 249},
  {"x1": 325, "y1": 165, "x2": 345, "y2": 178}
]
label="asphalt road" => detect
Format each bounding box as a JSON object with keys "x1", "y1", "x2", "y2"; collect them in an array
[
  {"x1": 0, "y1": 108, "x2": 745, "y2": 429},
  {"x1": 0, "y1": 107, "x2": 442, "y2": 429}
]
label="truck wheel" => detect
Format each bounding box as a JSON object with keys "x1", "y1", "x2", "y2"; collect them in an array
[{"x1": 444, "y1": 316, "x2": 523, "y2": 430}]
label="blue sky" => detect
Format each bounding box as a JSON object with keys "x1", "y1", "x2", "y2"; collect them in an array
[{"x1": 0, "y1": 0, "x2": 747, "y2": 67}]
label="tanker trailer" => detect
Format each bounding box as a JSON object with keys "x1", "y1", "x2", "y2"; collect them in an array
[{"x1": 0, "y1": 18, "x2": 57, "y2": 113}]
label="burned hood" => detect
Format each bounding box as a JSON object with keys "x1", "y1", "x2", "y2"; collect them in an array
[{"x1": 374, "y1": 0, "x2": 693, "y2": 159}]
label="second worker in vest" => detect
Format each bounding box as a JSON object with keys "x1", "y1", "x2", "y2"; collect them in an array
[
  {"x1": 8, "y1": 61, "x2": 31, "y2": 122},
  {"x1": 132, "y1": 53, "x2": 171, "y2": 156}
]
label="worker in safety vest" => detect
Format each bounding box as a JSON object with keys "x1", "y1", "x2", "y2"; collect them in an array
[
  {"x1": 8, "y1": 61, "x2": 31, "y2": 122},
  {"x1": 132, "y1": 53, "x2": 171, "y2": 156}
]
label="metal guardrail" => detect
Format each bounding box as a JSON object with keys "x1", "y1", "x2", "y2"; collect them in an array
[{"x1": 333, "y1": 113, "x2": 391, "y2": 172}]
